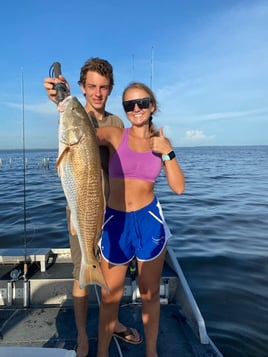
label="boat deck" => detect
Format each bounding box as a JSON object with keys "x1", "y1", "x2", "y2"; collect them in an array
[
  {"x1": 0, "y1": 248, "x2": 222, "y2": 356},
  {"x1": 0, "y1": 304, "x2": 217, "y2": 356}
]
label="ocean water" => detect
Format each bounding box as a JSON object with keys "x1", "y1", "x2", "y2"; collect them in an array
[{"x1": 0, "y1": 146, "x2": 267, "y2": 357}]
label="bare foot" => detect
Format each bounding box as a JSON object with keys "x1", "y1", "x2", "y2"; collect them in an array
[{"x1": 76, "y1": 336, "x2": 89, "y2": 357}]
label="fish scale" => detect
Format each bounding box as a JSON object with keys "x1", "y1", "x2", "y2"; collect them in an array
[{"x1": 56, "y1": 96, "x2": 108, "y2": 291}]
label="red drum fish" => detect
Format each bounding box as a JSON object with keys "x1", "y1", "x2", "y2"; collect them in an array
[{"x1": 56, "y1": 96, "x2": 108, "y2": 292}]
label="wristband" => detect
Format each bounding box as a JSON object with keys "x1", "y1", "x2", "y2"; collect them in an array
[{"x1": 162, "y1": 150, "x2": 176, "y2": 161}]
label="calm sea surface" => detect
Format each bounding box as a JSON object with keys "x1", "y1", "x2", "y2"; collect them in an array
[{"x1": 0, "y1": 146, "x2": 267, "y2": 357}]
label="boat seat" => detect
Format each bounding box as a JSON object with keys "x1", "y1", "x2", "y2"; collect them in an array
[{"x1": 0, "y1": 248, "x2": 53, "y2": 272}]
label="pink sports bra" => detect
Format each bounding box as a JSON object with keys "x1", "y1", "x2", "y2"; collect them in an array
[{"x1": 109, "y1": 128, "x2": 162, "y2": 182}]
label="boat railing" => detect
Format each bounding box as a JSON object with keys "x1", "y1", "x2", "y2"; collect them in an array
[{"x1": 166, "y1": 245, "x2": 210, "y2": 344}]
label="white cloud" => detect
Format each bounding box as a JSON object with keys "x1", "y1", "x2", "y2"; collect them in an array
[
  {"x1": 184, "y1": 129, "x2": 214, "y2": 142},
  {"x1": 199, "y1": 108, "x2": 268, "y2": 121},
  {"x1": 5, "y1": 101, "x2": 57, "y2": 115},
  {"x1": 4, "y1": 94, "x2": 86, "y2": 117}
]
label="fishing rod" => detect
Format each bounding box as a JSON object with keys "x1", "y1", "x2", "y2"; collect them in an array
[
  {"x1": 21, "y1": 69, "x2": 27, "y2": 269},
  {"x1": 48, "y1": 61, "x2": 68, "y2": 103},
  {"x1": 21, "y1": 68, "x2": 30, "y2": 307},
  {"x1": 7, "y1": 68, "x2": 30, "y2": 308}
]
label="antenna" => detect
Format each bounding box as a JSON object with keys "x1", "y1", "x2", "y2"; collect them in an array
[
  {"x1": 150, "y1": 46, "x2": 154, "y2": 89},
  {"x1": 132, "y1": 54, "x2": 135, "y2": 80}
]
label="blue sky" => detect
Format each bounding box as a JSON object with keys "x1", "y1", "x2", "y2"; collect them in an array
[{"x1": 0, "y1": 0, "x2": 267, "y2": 149}]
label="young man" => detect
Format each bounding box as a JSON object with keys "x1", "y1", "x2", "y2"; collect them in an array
[{"x1": 44, "y1": 58, "x2": 141, "y2": 357}]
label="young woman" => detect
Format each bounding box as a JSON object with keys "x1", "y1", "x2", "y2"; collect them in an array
[{"x1": 96, "y1": 82, "x2": 185, "y2": 357}]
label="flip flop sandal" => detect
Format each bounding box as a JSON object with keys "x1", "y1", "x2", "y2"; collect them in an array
[{"x1": 113, "y1": 327, "x2": 143, "y2": 345}]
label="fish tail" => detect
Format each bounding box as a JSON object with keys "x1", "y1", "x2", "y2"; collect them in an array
[{"x1": 79, "y1": 260, "x2": 110, "y2": 293}]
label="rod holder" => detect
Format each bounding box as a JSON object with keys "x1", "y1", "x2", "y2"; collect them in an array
[
  {"x1": 23, "y1": 280, "x2": 30, "y2": 308},
  {"x1": 7, "y1": 281, "x2": 13, "y2": 306}
]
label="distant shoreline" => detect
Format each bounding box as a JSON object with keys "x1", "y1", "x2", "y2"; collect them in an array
[{"x1": 0, "y1": 144, "x2": 267, "y2": 152}]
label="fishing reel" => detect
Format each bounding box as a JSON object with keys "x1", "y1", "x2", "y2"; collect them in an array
[
  {"x1": 10, "y1": 269, "x2": 22, "y2": 281},
  {"x1": 49, "y1": 61, "x2": 68, "y2": 103}
]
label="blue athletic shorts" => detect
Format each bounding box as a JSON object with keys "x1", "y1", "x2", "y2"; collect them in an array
[{"x1": 100, "y1": 197, "x2": 171, "y2": 265}]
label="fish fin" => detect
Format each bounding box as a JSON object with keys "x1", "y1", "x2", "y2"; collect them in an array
[
  {"x1": 56, "y1": 146, "x2": 70, "y2": 169},
  {"x1": 79, "y1": 260, "x2": 109, "y2": 293},
  {"x1": 69, "y1": 213, "x2": 77, "y2": 236}
]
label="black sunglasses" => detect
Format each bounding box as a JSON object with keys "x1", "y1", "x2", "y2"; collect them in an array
[{"x1": 122, "y1": 97, "x2": 151, "y2": 112}]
